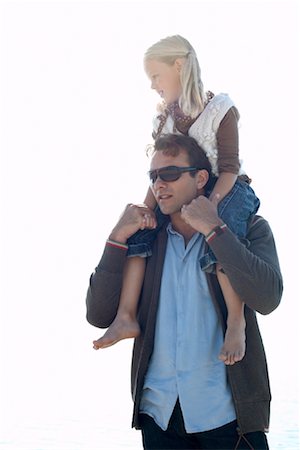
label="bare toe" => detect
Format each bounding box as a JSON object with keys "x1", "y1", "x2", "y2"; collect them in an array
[{"x1": 92, "y1": 318, "x2": 140, "y2": 349}]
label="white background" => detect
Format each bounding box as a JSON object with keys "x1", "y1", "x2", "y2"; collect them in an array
[{"x1": 0, "y1": 0, "x2": 299, "y2": 448}]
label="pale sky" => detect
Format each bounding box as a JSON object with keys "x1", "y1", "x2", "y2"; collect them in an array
[{"x1": 0, "y1": 1, "x2": 299, "y2": 448}]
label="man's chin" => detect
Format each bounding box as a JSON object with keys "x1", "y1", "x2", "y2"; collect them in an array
[
  {"x1": 159, "y1": 206, "x2": 181, "y2": 217},
  {"x1": 160, "y1": 209, "x2": 169, "y2": 216},
  {"x1": 158, "y1": 204, "x2": 172, "y2": 215}
]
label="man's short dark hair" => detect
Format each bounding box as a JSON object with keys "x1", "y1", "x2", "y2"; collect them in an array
[{"x1": 148, "y1": 134, "x2": 212, "y2": 179}]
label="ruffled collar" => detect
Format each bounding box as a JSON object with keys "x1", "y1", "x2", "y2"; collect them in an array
[{"x1": 166, "y1": 101, "x2": 196, "y2": 135}]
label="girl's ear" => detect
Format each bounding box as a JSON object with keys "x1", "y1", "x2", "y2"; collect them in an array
[
  {"x1": 196, "y1": 170, "x2": 210, "y2": 190},
  {"x1": 174, "y1": 58, "x2": 184, "y2": 73}
]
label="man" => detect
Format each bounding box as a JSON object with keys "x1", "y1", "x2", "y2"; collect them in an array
[{"x1": 86, "y1": 134, "x2": 283, "y2": 449}]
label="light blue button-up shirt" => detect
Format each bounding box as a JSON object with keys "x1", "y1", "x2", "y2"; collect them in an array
[{"x1": 139, "y1": 223, "x2": 236, "y2": 433}]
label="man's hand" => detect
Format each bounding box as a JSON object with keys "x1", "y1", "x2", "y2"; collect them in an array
[
  {"x1": 181, "y1": 194, "x2": 224, "y2": 236},
  {"x1": 109, "y1": 204, "x2": 157, "y2": 244}
]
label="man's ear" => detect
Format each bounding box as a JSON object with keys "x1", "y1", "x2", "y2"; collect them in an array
[{"x1": 196, "y1": 170, "x2": 210, "y2": 190}]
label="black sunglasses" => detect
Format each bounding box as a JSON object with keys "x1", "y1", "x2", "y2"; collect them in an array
[{"x1": 148, "y1": 166, "x2": 201, "y2": 184}]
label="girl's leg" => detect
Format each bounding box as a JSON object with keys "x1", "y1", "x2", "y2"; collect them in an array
[
  {"x1": 93, "y1": 256, "x2": 145, "y2": 349},
  {"x1": 216, "y1": 265, "x2": 246, "y2": 365}
]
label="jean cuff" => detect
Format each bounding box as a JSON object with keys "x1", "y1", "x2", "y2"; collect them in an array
[
  {"x1": 200, "y1": 252, "x2": 217, "y2": 273},
  {"x1": 127, "y1": 243, "x2": 153, "y2": 258}
]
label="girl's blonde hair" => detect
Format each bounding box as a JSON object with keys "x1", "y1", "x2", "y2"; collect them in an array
[{"x1": 144, "y1": 35, "x2": 206, "y2": 118}]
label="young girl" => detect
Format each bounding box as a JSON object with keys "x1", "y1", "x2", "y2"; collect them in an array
[{"x1": 93, "y1": 35, "x2": 260, "y2": 366}]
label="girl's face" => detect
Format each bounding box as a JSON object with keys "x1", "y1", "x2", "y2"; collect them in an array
[{"x1": 145, "y1": 59, "x2": 182, "y2": 105}]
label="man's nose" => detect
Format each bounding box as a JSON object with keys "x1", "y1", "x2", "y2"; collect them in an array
[{"x1": 153, "y1": 176, "x2": 167, "y2": 190}]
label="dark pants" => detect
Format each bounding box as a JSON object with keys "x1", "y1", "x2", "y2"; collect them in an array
[{"x1": 139, "y1": 401, "x2": 269, "y2": 450}]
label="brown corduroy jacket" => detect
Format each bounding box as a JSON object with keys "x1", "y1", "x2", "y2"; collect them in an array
[{"x1": 86, "y1": 215, "x2": 283, "y2": 435}]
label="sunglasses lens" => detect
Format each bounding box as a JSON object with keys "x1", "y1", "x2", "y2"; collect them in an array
[
  {"x1": 149, "y1": 167, "x2": 198, "y2": 183},
  {"x1": 160, "y1": 169, "x2": 180, "y2": 182},
  {"x1": 149, "y1": 172, "x2": 157, "y2": 183},
  {"x1": 149, "y1": 168, "x2": 180, "y2": 183}
]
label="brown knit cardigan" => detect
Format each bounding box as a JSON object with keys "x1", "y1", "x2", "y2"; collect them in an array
[{"x1": 86, "y1": 215, "x2": 283, "y2": 435}]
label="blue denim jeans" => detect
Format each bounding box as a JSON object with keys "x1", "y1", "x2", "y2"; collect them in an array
[{"x1": 200, "y1": 179, "x2": 260, "y2": 272}]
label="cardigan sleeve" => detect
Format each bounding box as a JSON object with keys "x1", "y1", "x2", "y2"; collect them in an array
[
  {"x1": 216, "y1": 106, "x2": 241, "y2": 175},
  {"x1": 85, "y1": 244, "x2": 127, "y2": 328},
  {"x1": 207, "y1": 216, "x2": 283, "y2": 315}
]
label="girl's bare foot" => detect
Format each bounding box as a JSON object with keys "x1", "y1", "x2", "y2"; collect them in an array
[
  {"x1": 93, "y1": 316, "x2": 140, "y2": 349},
  {"x1": 218, "y1": 317, "x2": 246, "y2": 365}
]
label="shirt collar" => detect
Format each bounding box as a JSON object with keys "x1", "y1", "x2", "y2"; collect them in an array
[{"x1": 167, "y1": 222, "x2": 201, "y2": 244}]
